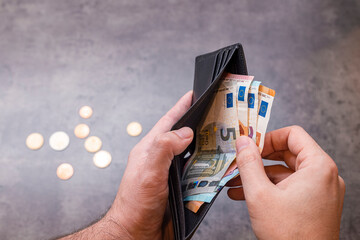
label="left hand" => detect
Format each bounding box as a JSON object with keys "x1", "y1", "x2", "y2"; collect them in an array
[{"x1": 105, "y1": 91, "x2": 194, "y2": 239}]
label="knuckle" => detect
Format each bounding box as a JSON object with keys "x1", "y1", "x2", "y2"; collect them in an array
[
  {"x1": 290, "y1": 125, "x2": 305, "y2": 133},
  {"x1": 152, "y1": 133, "x2": 175, "y2": 161},
  {"x1": 128, "y1": 143, "x2": 148, "y2": 160},
  {"x1": 328, "y1": 161, "x2": 339, "y2": 175},
  {"x1": 318, "y1": 160, "x2": 339, "y2": 180},
  {"x1": 325, "y1": 161, "x2": 339, "y2": 177},
  {"x1": 141, "y1": 172, "x2": 157, "y2": 186},
  {"x1": 338, "y1": 176, "x2": 346, "y2": 192},
  {"x1": 138, "y1": 178, "x2": 155, "y2": 194},
  {"x1": 154, "y1": 134, "x2": 172, "y2": 149},
  {"x1": 139, "y1": 171, "x2": 168, "y2": 194}
]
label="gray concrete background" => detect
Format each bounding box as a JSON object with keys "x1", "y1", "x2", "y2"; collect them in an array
[{"x1": 0, "y1": 0, "x2": 359, "y2": 239}]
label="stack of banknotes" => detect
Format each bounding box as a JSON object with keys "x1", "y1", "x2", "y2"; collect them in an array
[{"x1": 181, "y1": 73, "x2": 276, "y2": 213}]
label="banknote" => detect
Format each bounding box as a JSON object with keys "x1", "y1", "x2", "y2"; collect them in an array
[
  {"x1": 183, "y1": 74, "x2": 276, "y2": 214},
  {"x1": 248, "y1": 81, "x2": 261, "y2": 141},
  {"x1": 184, "y1": 158, "x2": 239, "y2": 213},
  {"x1": 235, "y1": 75, "x2": 253, "y2": 136},
  {"x1": 182, "y1": 78, "x2": 239, "y2": 197},
  {"x1": 217, "y1": 159, "x2": 239, "y2": 187},
  {"x1": 184, "y1": 178, "x2": 240, "y2": 213},
  {"x1": 182, "y1": 152, "x2": 236, "y2": 196},
  {"x1": 223, "y1": 73, "x2": 254, "y2": 136},
  {"x1": 183, "y1": 160, "x2": 239, "y2": 202},
  {"x1": 256, "y1": 85, "x2": 276, "y2": 152},
  {"x1": 184, "y1": 192, "x2": 216, "y2": 203},
  {"x1": 185, "y1": 201, "x2": 204, "y2": 213}
]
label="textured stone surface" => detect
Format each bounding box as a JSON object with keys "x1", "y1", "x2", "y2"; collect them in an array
[{"x1": 0, "y1": 0, "x2": 359, "y2": 239}]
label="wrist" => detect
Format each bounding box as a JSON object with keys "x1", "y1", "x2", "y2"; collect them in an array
[
  {"x1": 106, "y1": 198, "x2": 163, "y2": 240},
  {"x1": 100, "y1": 207, "x2": 134, "y2": 240},
  {"x1": 59, "y1": 210, "x2": 132, "y2": 240}
]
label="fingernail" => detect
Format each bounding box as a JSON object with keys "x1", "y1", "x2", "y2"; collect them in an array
[
  {"x1": 174, "y1": 127, "x2": 193, "y2": 139},
  {"x1": 236, "y1": 136, "x2": 249, "y2": 152}
]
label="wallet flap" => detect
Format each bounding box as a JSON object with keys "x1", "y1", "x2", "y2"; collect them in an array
[{"x1": 167, "y1": 43, "x2": 248, "y2": 240}]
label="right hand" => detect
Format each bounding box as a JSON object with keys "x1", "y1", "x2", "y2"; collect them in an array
[{"x1": 227, "y1": 126, "x2": 345, "y2": 240}]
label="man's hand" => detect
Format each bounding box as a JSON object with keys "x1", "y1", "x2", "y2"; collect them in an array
[
  {"x1": 227, "y1": 126, "x2": 345, "y2": 240},
  {"x1": 60, "y1": 91, "x2": 193, "y2": 240},
  {"x1": 109, "y1": 91, "x2": 193, "y2": 239}
]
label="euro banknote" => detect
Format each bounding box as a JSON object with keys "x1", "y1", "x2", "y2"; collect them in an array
[
  {"x1": 236, "y1": 76, "x2": 254, "y2": 136},
  {"x1": 181, "y1": 78, "x2": 239, "y2": 197},
  {"x1": 184, "y1": 160, "x2": 239, "y2": 213},
  {"x1": 183, "y1": 73, "x2": 276, "y2": 213},
  {"x1": 223, "y1": 73, "x2": 254, "y2": 136},
  {"x1": 183, "y1": 160, "x2": 239, "y2": 202},
  {"x1": 248, "y1": 81, "x2": 261, "y2": 141},
  {"x1": 256, "y1": 85, "x2": 276, "y2": 152}
]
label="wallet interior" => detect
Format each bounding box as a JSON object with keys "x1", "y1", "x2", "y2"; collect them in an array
[{"x1": 168, "y1": 43, "x2": 248, "y2": 240}]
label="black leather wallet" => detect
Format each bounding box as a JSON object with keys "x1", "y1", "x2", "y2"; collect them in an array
[{"x1": 162, "y1": 43, "x2": 248, "y2": 240}]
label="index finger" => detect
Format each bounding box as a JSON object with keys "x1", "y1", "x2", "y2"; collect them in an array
[{"x1": 261, "y1": 126, "x2": 326, "y2": 170}]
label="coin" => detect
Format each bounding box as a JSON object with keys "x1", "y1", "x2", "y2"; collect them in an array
[
  {"x1": 56, "y1": 163, "x2": 74, "y2": 180},
  {"x1": 74, "y1": 123, "x2": 90, "y2": 139},
  {"x1": 26, "y1": 133, "x2": 44, "y2": 150},
  {"x1": 49, "y1": 131, "x2": 70, "y2": 151},
  {"x1": 127, "y1": 122, "x2": 142, "y2": 136},
  {"x1": 93, "y1": 150, "x2": 112, "y2": 168},
  {"x1": 84, "y1": 136, "x2": 102, "y2": 153},
  {"x1": 79, "y1": 106, "x2": 93, "y2": 119}
]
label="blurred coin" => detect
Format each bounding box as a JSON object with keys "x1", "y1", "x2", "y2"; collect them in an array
[
  {"x1": 49, "y1": 131, "x2": 70, "y2": 151},
  {"x1": 26, "y1": 133, "x2": 44, "y2": 150},
  {"x1": 57, "y1": 163, "x2": 74, "y2": 180},
  {"x1": 79, "y1": 106, "x2": 93, "y2": 119},
  {"x1": 74, "y1": 123, "x2": 90, "y2": 139},
  {"x1": 84, "y1": 136, "x2": 102, "y2": 153},
  {"x1": 127, "y1": 122, "x2": 142, "y2": 136},
  {"x1": 93, "y1": 150, "x2": 112, "y2": 168}
]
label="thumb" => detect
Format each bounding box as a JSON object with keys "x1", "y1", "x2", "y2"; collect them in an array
[
  {"x1": 236, "y1": 136, "x2": 273, "y2": 198},
  {"x1": 149, "y1": 127, "x2": 193, "y2": 170}
]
